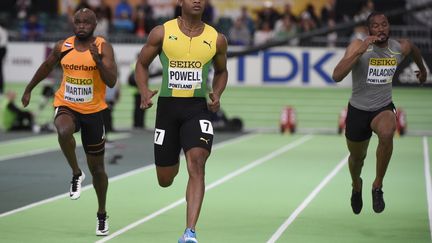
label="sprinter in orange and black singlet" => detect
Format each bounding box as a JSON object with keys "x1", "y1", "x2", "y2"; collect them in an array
[{"x1": 21, "y1": 8, "x2": 117, "y2": 236}]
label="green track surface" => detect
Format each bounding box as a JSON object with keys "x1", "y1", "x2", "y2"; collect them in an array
[
  {"x1": 0, "y1": 134, "x2": 430, "y2": 242},
  {"x1": 2, "y1": 84, "x2": 431, "y2": 133}
]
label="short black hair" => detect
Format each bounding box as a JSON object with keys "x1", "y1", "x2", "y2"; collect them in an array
[{"x1": 366, "y1": 11, "x2": 386, "y2": 28}]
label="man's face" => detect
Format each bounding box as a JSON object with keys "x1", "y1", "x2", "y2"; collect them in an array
[
  {"x1": 180, "y1": 0, "x2": 206, "y2": 16},
  {"x1": 368, "y1": 14, "x2": 390, "y2": 44},
  {"x1": 73, "y1": 12, "x2": 96, "y2": 41}
]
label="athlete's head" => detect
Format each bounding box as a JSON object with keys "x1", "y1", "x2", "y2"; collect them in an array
[
  {"x1": 178, "y1": 0, "x2": 206, "y2": 17},
  {"x1": 73, "y1": 8, "x2": 97, "y2": 41},
  {"x1": 366, "y1": 12, "x2": 390, "y2": 44}
]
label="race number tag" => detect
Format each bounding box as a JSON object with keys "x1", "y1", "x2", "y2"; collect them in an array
[
  {"x1": 199, "y1": 120, "x2": 213, "y2": 135},
  {"x1": 154, "y1": 128, "x2": 165, "y2": 145},
  {"x1": 168, "y1": 67, "x2": 202, "y2": 90},
  {"x1": 366, "y1": 58, "x2": 397, "y2": 84},
  {"x1": 64, "y1": 76, "x2": 94, "y2": 102}
]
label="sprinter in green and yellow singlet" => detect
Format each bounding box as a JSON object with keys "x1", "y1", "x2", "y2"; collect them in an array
[{"x1": 135, "y1": 0, "x2": 228, "y2": 242}]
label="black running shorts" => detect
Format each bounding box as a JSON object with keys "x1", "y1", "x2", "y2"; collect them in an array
[
  {"x1": 55, "y1": 106, "x2": 106, "y2": 155},
  {"x1": 345, "y1": 102, "x2": 396, "y2": 142},
  {"x1": 154, "y1": 97, "x2": 213, "y2": 167}
]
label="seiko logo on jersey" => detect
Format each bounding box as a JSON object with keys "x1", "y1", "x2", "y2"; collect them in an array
[
  {"x1": 369, "y1": 58, "x2": 397, "y2": 66},
  {"x1": 367, "y1": 57, "x2": 397, "y2": 84},
  {"x1": 65, "y1": 76, "x2": 93, "y2": 85},
  {"x1": 62, "y1": 64, "x2": 98, "y2": 71},
  {"x1": 169, "y1": 61, "x2": 202, "y2": 68},
  {"x1": 64, "y1": 76, "x2": 94, "y2": 102}
]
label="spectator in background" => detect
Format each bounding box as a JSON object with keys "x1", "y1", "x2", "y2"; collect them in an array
[
  {"x1": 0, "y1": 22, "x2": 7, "y2": 95},
  {"x1": 254, "y1": 21, "x2": 274, "y2": 46},
  {"x1": 21, "y1": 14, "x2": 44, "y2": 41},
  {"x1": 134, "y1": 9, "x2": 155, "y2": 38},
  {"x1": 321, "y1": 0, "x2": 336, "y2": 24},
  {"x1": 303, "y1": 4, "x2": 321, "y2": 27},
  {"x1": 1, "y1": 91, "x2": 38, "y2": 132},
  {"x1": 94, "y1": 0, "x2": 112, "y2": 37},
  {"x1": 113, "y1": 10, "x2": 134, "y2": 33},
  {"x1": 94, "y1": 7, "x2": 110, "y2": 37},
  {"x1": 202, "y1": 0, "x2": 215, "y2": 26},
  {"x1": 113, "y1": 0, "x2": 133, "y2": 33},
  {"x1": 228, "y1": 17, "x2": 252, "y2": 46},
  {"x1": 256, "y1": 1, "x2": 280, "y2": 30},
  {"x1": 127, "y1": 61, "x2": 146, "y2": 129},
  {"x1": 135, "y1": 0, "x2": 153, "y2": 19},
  {"x1": 16, "y1": 0, "x2": 32, "y2": 20},
  {"x1": 238, "y1": 6, "x2": 255, "y2": 38},
  {"x1": 354, "y1": 0, "x2": 374, "y2": 22},
  {"x1": 280, "y1": 3, "x2": 297, "y2": 24},
  {"x1": 274, "y1": 14, "x2": 299, "y2": 46},
  {"x1": 114, "y1": 0, "x2": 132, "y2": 19},
  {"x1": 326, "y1": 18, "x2": 338, "y2": 47}
]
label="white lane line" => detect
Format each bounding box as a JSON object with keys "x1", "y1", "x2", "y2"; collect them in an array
[
  {"x1": 0, "y1": 165, "x2": 155, "y2": 218},
  {"x1": 95, "y1": 135, "x2": 313, "y2": 243},
  {"x1": 0, "y1": 133, "x2": 131, "y2": 162},
  {"x1": 267, "y1": 153, "x2": 349, "y2": 243},
  {"x1": 0, "y1": 132, "x2": 257, "y2": 218},
  {"x1": 423, "y1": 136, "x2": 432, "y2": 240}
]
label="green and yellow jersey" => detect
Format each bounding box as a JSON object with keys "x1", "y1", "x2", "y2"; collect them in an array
[{"x1": 159, "y1": 19, "x2": 218, "y2": 98}]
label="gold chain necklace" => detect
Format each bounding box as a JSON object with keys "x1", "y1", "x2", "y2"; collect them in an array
[{"x1": 178, "y1": 16, "x2": 204, "y2": 33}]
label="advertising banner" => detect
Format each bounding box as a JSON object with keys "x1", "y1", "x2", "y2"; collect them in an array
[{"x1": 5, "y1": 43, "x2": 351, "y2": 87}]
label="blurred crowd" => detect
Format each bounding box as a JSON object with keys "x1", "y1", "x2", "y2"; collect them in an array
[{"x1": 2, "y1": 0, "x2": 402, "y2": 46}]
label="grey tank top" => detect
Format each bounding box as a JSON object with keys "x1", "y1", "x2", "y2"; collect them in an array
[{"x1": 350, "y1": 38, "x2": 404, "y2": 111}]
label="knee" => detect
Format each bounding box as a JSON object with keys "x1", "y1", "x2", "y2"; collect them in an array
[
  {"x1": 187, "y1": 158, "x2": 206, "y2": 179},
  {"x1": 88, "y1": 161, "x2": 106, "y2": 178},
  {"x1": 377, "y1": 129, "x2": 395, "y2": 142},
  {"x1": 350, "y1": 153, "x2": 367, "y2": 164},
  {"x1": 56, "y1": 126, "x2": 73, "y2": 140},
  {"x1": 158, "y1": 177, "x2": 174, "y2": 187}
]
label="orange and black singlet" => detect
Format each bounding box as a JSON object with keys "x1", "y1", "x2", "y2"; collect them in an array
[{"x1": 53, "y1": 36, "x2": 107, "y2": 114}]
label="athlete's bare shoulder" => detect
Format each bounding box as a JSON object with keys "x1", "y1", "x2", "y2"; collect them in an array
[
  {"x1": 147, "y1": 25, "x2": 164, "y2": 45},
  {"x1": 216, "y1": 32, "x2": 228, "y2": 53}
]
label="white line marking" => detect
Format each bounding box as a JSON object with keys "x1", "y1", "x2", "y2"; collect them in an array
[
  {"x1": 267, "y1": 153, "x2": 349, "y2": 243},
  {"x1": 96, "y1": 135, "x2": 313, "y2": 243},
  {"x1": 423, "y1": 136, "x2": 432, "y2": 239},
  {"x1": 0, "y1": 132, "x2": 257, "y2": 218},
  {"x1": 0, "y1": 133, "x2": 131, "y2": 162},
  {"x1": 0, "y1": 165, "x2": 155, "y2": 218}
]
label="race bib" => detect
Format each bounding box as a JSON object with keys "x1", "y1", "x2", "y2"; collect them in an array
[
  {"x1": 168, "y1": 67, "x2": 202, "y2": 90},
  {"x1": 366, "y1": 58, "x2": 397, "y2": 84},
  {"x1": 64, "y1": 76, "x2": 94, "y2": 103}
]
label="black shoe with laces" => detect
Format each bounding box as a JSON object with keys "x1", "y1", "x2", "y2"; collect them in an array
[
  {"x1": 372, "y1": 188, "x2": 385, "y2": 213},
  {"x1": 96, "y1": 213, "x2": 109, "y2": 236},
  {"x1": 350, "y1": 179, "x2": 363, "y2": 214}
]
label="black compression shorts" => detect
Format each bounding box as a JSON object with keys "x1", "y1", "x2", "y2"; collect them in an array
[
  {"x1": 154, "y1": 97, "x2": 213, "y2": 167},
  {"x1": 55, "y1": 106, "x2": 106, "y2": 155},
  {"x1": 345, "y1": 102, "x2": 396, "y2": 142}
]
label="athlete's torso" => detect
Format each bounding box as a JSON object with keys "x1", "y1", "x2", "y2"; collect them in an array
[
  {"x1": 350, "y1": 38, "x2": 404, "y2": 111},
  {"x1": 159, "y1": 19, "x2": 218, "y2": 98},
  {"x1": 54, "y1": 36, "x2": 107, "y2": 114}
]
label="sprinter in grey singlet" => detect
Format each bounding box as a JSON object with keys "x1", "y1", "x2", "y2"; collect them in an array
[{"x1": 332, "y1": 12, "x2": 427, "y2": 215}]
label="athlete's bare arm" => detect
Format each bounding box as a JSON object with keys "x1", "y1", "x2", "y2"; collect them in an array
[
  {"x1": 21, "y1": 40, "x2": 63, "y2": 107},
  {"x1": 208, "y1": 33, "x2": 228, "y2": 113},
  {"x1": 332, "y1": 36, "x2": 380, "y2": 82},
  {"x1": 399, "y1": 38, "x2": 427, "y2": 83},
  {"x1": 90, "y1": 41, "x2": 117, "y2": 88},
  {"x1": 135, "y1": 25, "x2": 163, "y2": 109}
]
